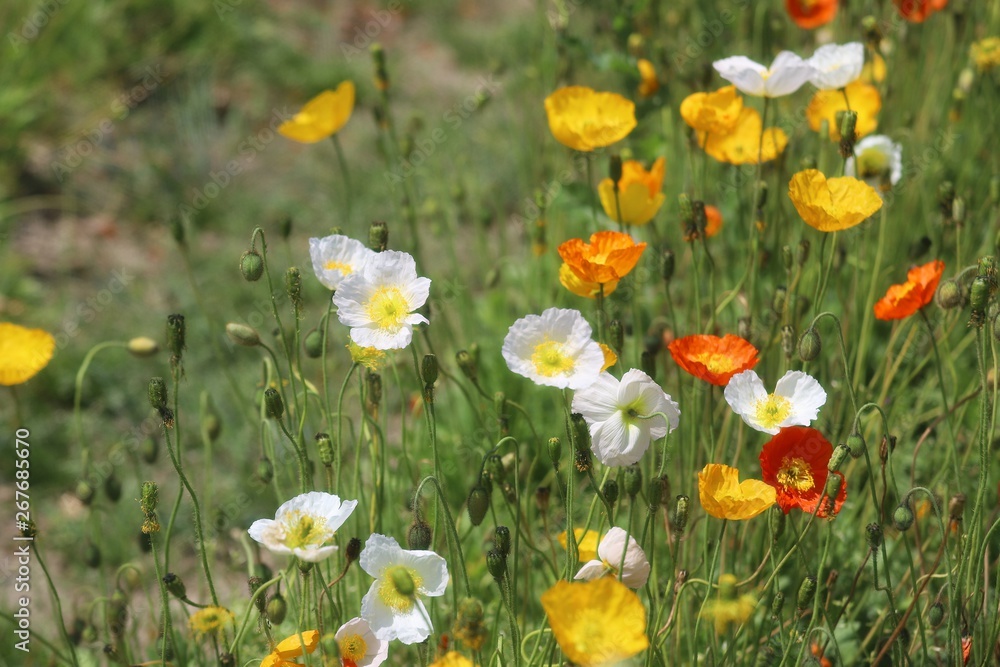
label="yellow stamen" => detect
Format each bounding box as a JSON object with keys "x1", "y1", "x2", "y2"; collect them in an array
[
  {"x1": 377, "y1": 565, "x2": 423, "y2": 613},
  {"x1": 776, "y1": 457, "x2": 814, "y2": 492},
  {"x1": 339, "y1": 633, "x2": 368, "y2": 662},
  {"x1": 282, "y1": 511, "x2": 330, "y2": 549},
  {"x1": 324, "y1": 260, "x2": 354, "y2": 274},
  {"x1": 531, "y1": 340, "x2": 576, "y2": 377},
  {"x1": 753, "y1": 394, "x2": 792, "y2": 430},
  {"x1": 366, "y1": 286, "x2": 410, "y2": 331}
]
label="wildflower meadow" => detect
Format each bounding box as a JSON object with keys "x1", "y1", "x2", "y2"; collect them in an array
[{"x1": 4, "y1": 1, "x2": 1000, "y2": 665}]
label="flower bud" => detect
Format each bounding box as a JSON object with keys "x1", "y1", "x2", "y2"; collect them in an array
[
  {"x1": 486, "y1": 549, "x2": 507, "y2": 581},
  {"x1": 226, "y1": 323, "x2": 260, "y2": 347},
  {"x1": 773, "y1": 286, "x2": 788, "y2": 315},
  {"x1": 315, "y1": 433, "x2": 334, "y2": 467},
  {"x1": 365, "y1": 371, "x2": 382, "y2": 411},
  {"x1": 240, "y1": 250, "x2": 264, "y2": 282},
  {"x1": 266, "y1": 593, "x2": 287, "y2": 625},
  {"x1": 369, "y1": 221, "x2": 389, "y2": 252},
  {"x1": 345, "y1": 537, "x2": 362, "y2": 563},
  {"x1": 780, "y1": 324, "x2": 794, "y2": 358},
  {"x1": 302, "y1": 329, "x2": 324, "y2": 358},
  {"x1": 141, "y1": 437, "x2": 158, "y2": 464},
  {"x1": 769, "y1": 505, "x2": 786, "y2": 542},
  {"x1": 574, "y1": 448, "x2": 592, "y2": 472},
  {"x1": 104, "y1": 471, "x2": 122, "y2": 503},
  {"x1": 285, "y1": 267, "x2": 302, "y2": 312},
  {"x1": 770, "y1": 591, "x2": 785, "y2": 617},
  {"x1": 838, "y1": 110, "x2": 858, "y2": 157},
  {"x1": 865, "y1": 522, "x2": 883, "y2": 551},
  {"x1": 952, "y1": 196, "x2": 966, "y2": 225},
  {"x1": 969, "y1": 276, "x2": 990, "y2": 328},
  {"x1": 796, "y1": 575, "x2": 817, "y2": 610},
  {"x1": 547, "y1": 437, "x2": 562, "y2": 470},
  {"x1": 661, "y1": 248, "x2": 675, "y2": 283},
  {"x1": 824, "y1": 474, "x2": 842, "y2": 505},
  {"x1": 140, "y1": 481, "x2": 158, "y2": 516},
  {"x1": 421, "y1": 354, "x2": 439, "y2": 386},
  {"x1": 672, "y1": 495, "x2": 690, "y2": 537},
  {"x1": 828, "y1": 445, "x2": 849, "y2": 473},
  {"x1": 646, "y1": 476, "x2": 665, "y2": 510},
  {"x1": 935, "y1": 279, "x2": 962, "y2": 309},
  {"x1": 603, "y1": 479, "x2": 619, "y2": 507},
  {"x1": 163, "y1": 573, "x2": 186, "y2": 599},
  {"x1": 166, "y1": 314, "x2": 185, "y2": 361},
  {"x1": 609, "y1": 154, "x2": 623, "y2": 185},
  {"x1": 571, "y1": 413, "x2": 591, "y2": 452},
  {"x1": 456, "y1": 349, "x2": 478, "y2": 383},
  {"x1": 624, "y1": 464, "x2": 643, "y2": 498},
  {"x1": 893, "y1": 504, "x2": 915, "y2": 532},
  {"x1": 148, "y1": 377, "x2": 168, "y2": 411},
  {"x1": 485, "y1": 454, "x2": 505, "y2": 483},
  {"x1": 798, "y1": 328, "x2": 822, "y2": 362},
  {"x1": 256, "y1": 457, "x2": 274, "y2": 484},
  {"x1": 494, "y1": 526, "x2": 512, "y2": 557},
  {"x1": 797, "y1": 240, "x2": 811, "y2": 266},
  {"x1": 467, "y1": 485, "x2": 490, "y2": 526},
  {"x1": 264, "y1": 388, "x2": 284, "y2": 420},
  {"x1": 127, "y1": 337, "x2": 159, "y2": 357},
  {"x1": 928, "y1": 601, "x2": 945, "y2": 628},
  {"x1": 846, "y1": 432, "x2": 865, "y2": 459},
  {"x1": 949, "y1": 494, "x2": 966, "y2": 523},
  {"x1": 407, "y1": 520, "x2": 432, "y2": 550}
]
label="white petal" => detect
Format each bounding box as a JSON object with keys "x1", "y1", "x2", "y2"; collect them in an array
[
  {"x1": 714, "y1": 56, "x2": 767, "y2": 96},
  {"x1": 350, "y1": 324, "x2": 413, "y2": 350},
  {"x1": 774, "y1": 371, "x2": 827, "y2": 427},
  {"x1": 724, "y1": 370, "x2": 767, "y2": 418},
  {"x1": 247, "y1": 518, "x2": 275, "y2": 544},
  {"x1": 389, "y1": 600, "x2": 434, "y2": 645},
  {"x1": 597, "y1": 528, "x2": 651, "y2": 589},
  {"x1": 591, "y1": 411, "x2": 634, "y2": 467},
  {"x1": 360, "y1": 533, "x2": 403, "y2": 577},
  {"x1": 361, "y1": 582, "x2": 405, "y2": 641},
  {"x1": 574, "y1": 560, "x2": 607, "y2": 581},
  {"x1": 571, "y1": 372, "x2": 621, "y2": 423},
  {"x1": 808, "y1": 42, "x2": 864, "y2": 90},
  {"x1": 764, "y1": 51, "x2": 812, "y2": 97},
  {"x1": 397, "y1": 549, "x2": 449, "y2": 597},
  {"x1": 292, "y1": 544, "x2": 339, "y2": 562}
]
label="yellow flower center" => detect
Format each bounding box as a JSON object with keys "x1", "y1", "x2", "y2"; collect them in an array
[
  {"x1": 365, "y1": 287, "x2": 410, "y2": 331},
  {"x1": 693, "y1": 352, "x2": 733, "y2": 374},
  {"x1": 753, "y1": 394, "x2": 792, "y2": 430},
  {"x1": 377, "y1": 565, "x2": 423, "y2": 613},
  {"x1": 323, "y1": 260, "x2": 354, "y2": 274},
  {"x1": 776, "y1": 457, "x2": 814, "y2": 492},
  {"x1": 531, "y1": 340, "x2": 576, "y2": 377},
  {"x1": 339, "y1": 633, "x2": 368, "y2": 662},
  {"x1": 282, "y1": 511, "x2": 330, "y2": 549},
  {"x1": 857, "y1": 148, "x2": 890, "y2": 180}
]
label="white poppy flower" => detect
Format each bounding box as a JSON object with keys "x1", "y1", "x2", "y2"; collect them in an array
[
  {"x1": 807, "y1": 42, "x2": 865, "y2": 90},
  {"x1": 501, "y1": 308, "x2": 604, "y2": 390},
  {"x1": 309, "y1": 234, "x2": 376, "y2": 291},
  {"x1": 335, "y1": 617, "x2": 389, "y2": 667},
  {"x1": 713, "y1": 51, "x2": 813, "y2": 97},
  {"x1": 574, "y1": 527, "x2": 651, "y2": 589},
  {"x1": 723, "y1": 370, "x2": 826, "y2": 435},
  {"x1": 571, "y1": 369, "x2": 680, "y2": 467},
  {"x1": 359, "y1": 533, "x2": 449, "y2": 644},
  {"x1": 333, "y1": 250, "x2": 431, "y2": 350},
  {"x1": 845, "y1": 134, "x2": 903, "y2": 193},
  {"x1": 247, "y1": 492, "x2": 357, "y2": 562}
]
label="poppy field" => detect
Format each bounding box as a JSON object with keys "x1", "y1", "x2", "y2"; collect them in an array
[{"x1": 3, "y1": 1, "x2": 1000, "y2": 665}]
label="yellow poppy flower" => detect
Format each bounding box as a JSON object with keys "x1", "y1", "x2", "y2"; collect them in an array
[
  {"x1": 788, "y1": 169, "x2": 883, "y2": 232},
  {"x1": 429, "y1": 651, "x2": 475, "y2": 667},
  {"x1": 559, "y1": 263, "x2": 620, "y2": 299},
  {"x1": 700, "y1": 574, "x2": 757, "y2": 634},
  {"x1": 347, "y1": 341, "x2": 388, "y2": 371},
  {"x1": 680, "y1": 86, "x2": 744, "y2": 134},
  {"x1": 699, "y1": 107, "x2": 788, "y2": 165},
  {"x1": 278, "y1": 81, "x2": 355, "y2": 144},
  {"x1": 860, "y1": 53, "x2": 887, "y2": 83},
  {"x1": 188, "y1": 606, "x2": 235, "y2": 641},
  {"x1": 806, "y1": 80, "x2": 881, "y2": 141},
  {"x1": 274, "y1": 629, "x2": 320, "y2": 658},
  {"x1": 557, "y1": 528, "x2": 601, "y2": 562},
  {"x1": 542, "y1": 577, "x2": 649, "y2": 666},
  {"x1": 637, "y1": 59, "x2": 659, "y2": 97},
  {"x1": 598, "y1": 344, "x2": 617, "y2": 372},
  {"x1": 544, "y1": 86, "x2": 637, "y2": 152},
  {"x1": 0, "y1": 323, "x2": 55, "y2": 386},
  {"x1": 971, "y1": 37, "x2": 1000, "y2": 71},
  {"x1": 698, "y1": 464, "x2": 776, "y2": 520},
  {"x1": 597, "y1": 157, "x2": 666, "y2": 226}
]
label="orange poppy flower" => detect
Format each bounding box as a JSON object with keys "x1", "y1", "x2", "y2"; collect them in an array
[
  {"x1": 558, "y1": 231, "x2": 647, "y2": 285},
  {"x1": 668, "y1": 334, "x2": 759, "y2": 386},
  {"x1": 894, "y1": 0, "x2": 948, "y2": 22},
  {"x1": 874, "y1": 260, "x2": 945, "y2": 321},
  {"x1": 786, "y1": 0, "x2": 838, "y2": 29},
  {"x1": 759, "y1": 426, "x2": 846, "y2": 517},
  {"x1": 704, "y1": 205, "x2": 723, "y2": 237}
]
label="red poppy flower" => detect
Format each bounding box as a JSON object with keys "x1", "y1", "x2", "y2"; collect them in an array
[
  {"x1": 759, "y1": 426, "x2": 846, "y2": 517},
  {"x1": 786, "y1": 0, "x2": 838, "y2": 29},
  {"x1": 873, "y1": 259, "x2": 945, "y2": 321},
  {"x1": 668, "y1": 334, "x2": 759, "y2": 386},
  {"x1": 894, "y1": 0, "x2": 948, "y2": 22}
]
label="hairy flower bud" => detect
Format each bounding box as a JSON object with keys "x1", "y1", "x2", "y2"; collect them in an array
[
  {"x1": 494, "y1": 526, "x2": 512, "y2": 558},
  {"x1": 264, "y1": 388, "x2": 284, "y2": 420},
  {"x1": 467, "y1": 485, "x2": 490, "y2": 527},
  {"x1": 798, "y1": 328, "x2": 822, "y2": 362},
  {"x1": 369, "y1": 221, "x2": 389, "y2": 252},
  {"x1": 796, "y1": 575, "x2": 817, "y2": 610},
  {"x1": 240, "y1": 250, "x2": 264, "y2": 282},
  {"x1": 226, "y1": 322, "x2": 261, "y2": 348},
  {"x1": 407, "y1": 520, "x2": 432, "y2": 551},
  {"x1": 893, "y1": 504, "x2": 915, "y2": 532}
]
